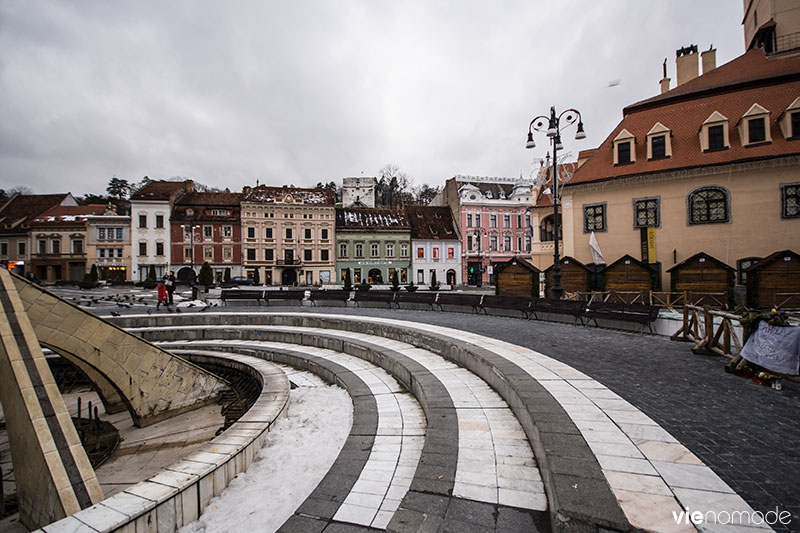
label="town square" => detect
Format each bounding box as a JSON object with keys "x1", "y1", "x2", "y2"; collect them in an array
[{"x1": 1, "y1": 2, "x2": 799, "y2": 532}]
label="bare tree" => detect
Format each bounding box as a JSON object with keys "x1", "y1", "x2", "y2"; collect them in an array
[{"x1": 377, "y1": 164, "x2": 414, "y2": 207}]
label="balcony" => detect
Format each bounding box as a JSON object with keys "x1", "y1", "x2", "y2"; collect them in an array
[{"x1": 276, "y1": 258, "x2": 302, "y2": 267}]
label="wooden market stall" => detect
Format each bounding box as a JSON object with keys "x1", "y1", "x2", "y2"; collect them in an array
[
  {"x1": 745, "y1": 250, "x2": 800, "y2": 309},
  {"x1": 544, "y1": 256, "x2": 592, "y2": 298},
  {"x1": 495, "y1": 256, "x2": 541, "y2": 297},
  {"x1": 600, "y1": 254, "x2": 655, "y2": 294},
  {"x1": 667, "y1": 252, "x2": 735, "y2": 307}
]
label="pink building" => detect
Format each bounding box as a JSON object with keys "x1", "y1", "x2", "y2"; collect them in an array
[{"x1": 432, "y1": 175, "x2": 534, "y2": 286}]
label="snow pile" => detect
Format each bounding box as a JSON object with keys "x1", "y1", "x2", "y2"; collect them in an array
[
  {"x1": 176, "y1": 300, "x2": 208, "y2": 308},
  {"x1": 179, "y1": 384, "x2": 353, "y2": 533}
]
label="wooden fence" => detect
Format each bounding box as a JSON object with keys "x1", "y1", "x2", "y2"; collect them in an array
[
  {"x1": 670, "y1": 305, "x2": 742, "y2": 359},
  {"x1": 568, "y1": 290, "x2": 729, "y2": 309}
]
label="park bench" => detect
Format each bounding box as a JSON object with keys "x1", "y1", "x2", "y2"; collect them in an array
[
  {"x1": 395, "y1": 291, "x2": 439, "y2": 311},
  {"x1": 263, "y1": 290, "x2": 306, "y2": 306},
  {"x1": 309, "y1": 290, "x2": 351, "y2": 306},
  {"x1": 220, "y1": 289, "x2": 264, "y2": 306},
  {"x1": 434, "y1": 293, "x2": 483, "y2": 313},
  {"x1": 480, "y1": 295, "x2": 534, "y2": 319},
  {"x1": 353, "y1": 290, "x2": 397, "y2": 308},
  {"x1": 528, "y1": 298, "x2": 588, "y2": 324},
  {"x1": 585, "y1": 301, "x2": 661, "y2": 333}
]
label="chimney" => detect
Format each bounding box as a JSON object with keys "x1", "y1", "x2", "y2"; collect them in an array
[
  {"x1": 675, "y1": 44, "x2": 699, "y2": 86},
  {"x1": 701, "y1": 46, "x2": 716, "y2": 74},
  {"x1": 659, "y1": 58, "x2": 671, "y2": 94}
]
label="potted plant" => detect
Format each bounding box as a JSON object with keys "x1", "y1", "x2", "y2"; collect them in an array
[
  {"x1": 405, "y1": 281, "x2": 418, "y2": 292},
  {"x1": 141, "y1": 265, "x2": 158, "y2": 289},
  {"x1": 223, "y1": 267, "x2": 231, "y2": 283},
  {"x1": 356, "y1": 280, "x2": 372, "y2": 291},
  {"x1": 342, "y1": 268, "x2": 352, "y2": 291},
  {"x1": 429, "y1": 271, "x2": 440, "y2": 291},
  {"x1": 389, "y1": 270, "x2": 401, "y2": 291},
  {"x1": 253, "y1": 268, "x2": 260, "y2": 286}
]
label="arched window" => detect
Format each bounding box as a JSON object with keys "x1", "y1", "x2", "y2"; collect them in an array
[
  {"x1": 688, "y1": 186, "x2": 730, "y2": 224},
  {"x1": 539, "y1": 215, "x2": 562, "y2": 242}
]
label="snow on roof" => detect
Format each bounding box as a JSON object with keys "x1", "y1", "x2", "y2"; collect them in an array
[
  {"x1": 336, "y1": 208, "x2": 409, "y2": 229},
  {"x1": 242, "y1": 185, "x2": 335, "y2": 205}
]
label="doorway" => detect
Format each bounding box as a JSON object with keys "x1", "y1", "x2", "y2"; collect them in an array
[{"x1": 281, "y1": 269, "x2": 297, "y2": 286}]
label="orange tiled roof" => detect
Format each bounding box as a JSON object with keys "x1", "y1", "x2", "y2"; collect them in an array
[
  {"x1": 0, "y1": 194, "x2": 71, "y2": 233},
  {"x1": 32, "y1": 204, "x2": 107, "y2": 225},
  {"x1": 405, "y1": 205, "x2": 459, "y2": 240},
  {"x1": 570, "y1": 49, "x2": 800, "y2": 187},
  {"x1": 130, "y1": 180, "x2": 193, "y2": 201}
]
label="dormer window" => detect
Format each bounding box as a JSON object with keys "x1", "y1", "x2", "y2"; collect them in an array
[
  {"x1": 700, "y1": 112, "x2": 730, "y2": 152},
  {"x1": 646, "y1": 123, "x2": 672, "y2": 160},
  {"x1": 612, "y1": 129, "x2": 635, "y2": 165},
  {"x1": 618, "y1": 142, "x2": 632, "y2": 164},
  {"x1": 778, "y1": 97, "x2": 800, "y2": 140},
  {"x1": 738, "y1": 103, "x2": 771, "y2": 146}
]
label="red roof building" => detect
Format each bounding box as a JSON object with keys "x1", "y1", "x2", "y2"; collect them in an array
[{"x1": 555, "y1": 39, "x2": 800, "y2": 291}]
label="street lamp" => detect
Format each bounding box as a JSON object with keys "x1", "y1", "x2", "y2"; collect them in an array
[
  {"x1": 526, "y1": 106, "x2": 585, "y2": 299},
  {"x1": 180, "y1": 215, "x2": 200, "y2": 284}
]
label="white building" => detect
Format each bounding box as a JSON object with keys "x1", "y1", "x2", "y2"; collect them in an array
[
  {"x1": 406, "y1": 205, "x2": 462, "y2": 287},
  {"x1": 128, "y1": 180, "x2": 192, "y2": 282},
  {"x1": 342, "y1": 177, "x2": 377, "y2": 208}
]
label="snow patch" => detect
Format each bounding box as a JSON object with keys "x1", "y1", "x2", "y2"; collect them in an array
[{"x1": 179, "y1": 384, "x2": 353, "y2": 533}]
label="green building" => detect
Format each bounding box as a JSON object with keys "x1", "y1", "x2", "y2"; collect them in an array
[{"x1": 335, "y1": 208, "x2": 411, "y2": 285}]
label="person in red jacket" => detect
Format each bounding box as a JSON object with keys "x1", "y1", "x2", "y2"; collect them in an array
[{"x1": 157, "y1": 280, "x2": 169, "y2": 310}]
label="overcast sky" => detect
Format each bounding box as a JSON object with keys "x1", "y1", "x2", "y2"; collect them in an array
[{"x1": 1, "y1": 1, "x2": 745, "y2": 196}]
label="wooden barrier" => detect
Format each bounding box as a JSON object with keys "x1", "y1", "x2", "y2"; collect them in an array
[{"x1": 670, "y1": 305, "x2": 742, "y2": 359}]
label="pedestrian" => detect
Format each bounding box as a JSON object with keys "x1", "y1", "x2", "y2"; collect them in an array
[
  {"x1": 166, "y1": 271, "x2": 176, "y2": 305},
  {"x1": 157, "y1": 279, "x2": 169, "y2": 310}
]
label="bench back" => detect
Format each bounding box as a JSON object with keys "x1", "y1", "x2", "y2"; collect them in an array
[
  {"x1": 309, "y1": 290, "x2": 351, "y2": 301},
  {"x1": 221, "y1": 289, "x2": 264, "y2": 300},
  {"x1": 353, "y1": 290, "x2": 397, "y2": 303},
  {"x1": 436, "y1": 293, "x2": 483, "y2": 307},
  {"x1": 396, "y1": 291, "x2": 438, "y2": 304},
  {"x1": 264, "y1": 291, "x2": 305, "y2": 300},
  {"x1": 481, "y1": 295, "x2": 532, "y2": 309}
]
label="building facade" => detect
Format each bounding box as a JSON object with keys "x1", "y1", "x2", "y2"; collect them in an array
[
  {"x1": 129, "y1": 180, "x2": 193, "y2": 282},
  {"x1": 29, "y1": 204, "x2": 106, "y2": 283},
  {"x1": 0, "y1": 193, "x2": 76, "y2": 277},
  {"x1": 406, "y1": 205, "x2": 462, "y2": 286},
  {"x1": 558, "y1": 44, "x2": 800, "y2": 291},
  {"x1": 342, "y1": 177, "x2": 377, "y2": 208},
  {"x1": 335, "y1": 208, "x2": 411, "y2": 285},
  {"x1": 433, "y1": 175, "x2": 533, "y2": 286},
  {"x1": 170, "y1": 192, "x2": 243, "y2": 283},
  {"x1": 86, "y1": 208, "x2": 131, "y2": 282},
  {"x1": 241, "y1": 186, "x2": 336, "y2": 286}
]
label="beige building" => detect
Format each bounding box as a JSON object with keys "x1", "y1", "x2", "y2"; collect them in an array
[
  {"x1": 86, "y1": 208, "x2": 132, "y2": 282},
  {"x1": 29, "y1": 204, "x2": 107, "y2": 283},
  {"x1": 241, "y1": 185, "x2": 336, "y2": 285},
  {"x1": 541, "y1": 41, "x2": 800, "y2": 292}
]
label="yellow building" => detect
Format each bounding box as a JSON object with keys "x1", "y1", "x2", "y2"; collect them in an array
[
  {"x1": 86, "y1": 208, "x2": 132, "y2": 282},
  {"x1": 241, "y1": 185, "x2": 336, "y2": 286},
  {"x1": 548, "y1": 46, "x2": 800, "y2": 293}
]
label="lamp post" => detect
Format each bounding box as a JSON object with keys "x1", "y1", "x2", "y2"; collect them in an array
[
  {"x1": 526, "y1": 106, "x2": 585, "y2": 299},
  {"x1": 180, "y1": 216, "x2": 200, "y2": 284}
]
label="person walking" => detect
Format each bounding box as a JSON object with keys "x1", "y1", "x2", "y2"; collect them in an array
[
  {"x1": 157, "y1": 279, "x2": 169, "y2": 310},
  {"x1": 166, "y1": 271, "x2": 176, "y2": 305}
]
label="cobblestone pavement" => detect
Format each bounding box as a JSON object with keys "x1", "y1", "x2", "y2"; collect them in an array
[{"x1": 226, "y1": 305, "x2": 800, "y2": 532}]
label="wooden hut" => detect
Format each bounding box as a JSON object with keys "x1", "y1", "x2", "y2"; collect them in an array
[
  {"x1": 601, "y1": 254, "x2": 655, "y2": 294},
  {"x1": 495, "y1": 256, "x2": 541, "y2": 297},
  {"x1": 745, "y1": 250, "x2": 800, "y2": 309},
  {"x1": 667, "y1": 252, "x2": 735, "y2": 307},
  {"x1": 544, "y1": 256, "x2": 592, "y2": 298}
]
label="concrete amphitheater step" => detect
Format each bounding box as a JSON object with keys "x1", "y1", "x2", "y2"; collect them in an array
[
  {"x1": 158, "y1": 338, "x2": 550, "y2": 532},
  {"x1": 170, "y1": 344, "x2": 426, "y2": 531},
  {"x1": 112, "y1": 312, "x2": 770, "y2": 533}
]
